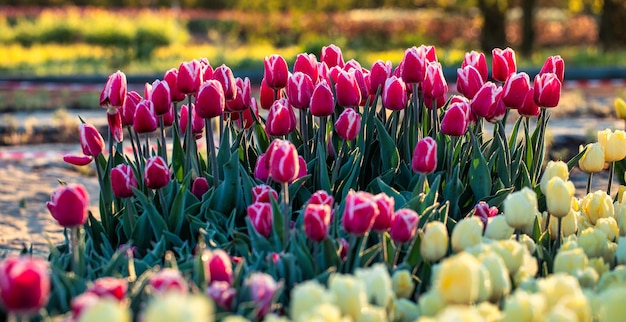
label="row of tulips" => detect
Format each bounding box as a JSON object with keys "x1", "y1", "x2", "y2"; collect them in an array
[{"x1": 6, "y1": 41, "x2": 626, "y2": 320}]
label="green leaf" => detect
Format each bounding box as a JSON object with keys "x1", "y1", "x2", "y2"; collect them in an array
[
  {"x1": 374, "y1": 117, "x2": 400, "y2": 172},
  {"x1": 468, "y1": 131, "x2": 492, "y2": 202},
  {"x1": 482, "y1": 187, "x2": 514, "y2": 208},
  {"x1": 133, "y1": 188, "x2": 168, "y2": 240},
  {"x1": 404, "y1": 233, "x2": 422, "y2": 267},
  {"x1": 291, "y1": 234, "x2": 316, "y2": 279},
  {"x1": 317, "y1": 147, "x2": 331, "y2": 192},
  {"x1": 321, "y1": 238, "x2": 340, "y2": 270},
  {"x1": 566, "y1": 147, "x2": 586, "y2": 172},
  {"x1": 213, "y1": 148, "x2": 241, "y2": 214},
  {"x1": 168, "y1": 179, "x2": 189, "y2": 235},
  {"x1": 376, "y1": 177, "x2": 407, "y2": 209}
]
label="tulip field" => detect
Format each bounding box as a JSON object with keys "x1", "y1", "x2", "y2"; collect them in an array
[{"x1": 4, "y1": 43, "x2": 626, "y2": 321}]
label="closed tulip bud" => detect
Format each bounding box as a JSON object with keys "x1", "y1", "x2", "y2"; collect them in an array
[
  {"x1": 0, "y1": 256, "x2": 50, "y2": 315},
  {"x1": 304, "y1": 203, "x2": 331, "y2": 242},
  {"x1": 226, "y1": 77, "x2": 250, "y2": 113},
  {"x1": 204, "y1": 249, "x2": 233, "y2": 285},
  {"x1": 518, "y1": 87, "x2": 541, "y2": 117},
  {"x1": 263, "y1": 54, "x2": 289, "y2": 89},
  {"x1": 133, "y1": 100, "x2": 158, "y2": 134},
  {"x1": 433, "y1": 252, "x2": 481, "y2": 305},
  {"x1": 545, "y1": 177, "x2": 576, "y2": 218},
  {"x1": 107, "y1": 109, "x2": 123, "y2": 143},
  {"x1": 342, "y1": 190, "x2": 379, "y2": 235},
  {"x1": 504, "y1": 187, "x2": 538, "y2": 230},
  {"x1": 471, "y1": 82, "x2": 503, "y2": 119},
  {"x1": 199, "y1": 58, "x2": 214, "y2": 82},
  {"x1": 597, "y1": 128, "x2": 626, "y2": 162},
  {"x1": 252, "y1": 184, "x2": 278, "y2": 203},
  {"x1": 47, "y1": 183, "x2": 89, "y2": 228},
  {"x1": 456, "y1": 65, "x2": 484, "y2": 99},
  {"x1": 177, "y1": 60, "x2": 202, "y2": 94},
  {"x1": 293, "y1": 155, "x2": 307, "y2": 183},
  {"x1": 343, "y1": 59, "x2": 362, "y2": 72},
  {"x1": 334, "y1": 108, "x2": 361, "y2": 141},
  {"x1": 372, "y1": 193, "x2": 395, "y2": 231},
  {"x1": 539, "y1": 55, "x2": 565, "y2": 83},
  {"x1": 213, "y1": 64, "x2": 237, "y2": 100},
  {"x1": 88, "y1": 277, "x2": 128, "y2": 301},
  {"x1": 420, "y1": 221, "x2": 449, "y2": 262},
  {"x1": 207, "y1": 281, "x2": 236, "y2": 310},
  {"x1": 502, "y1": 72, "x2": 531, "y2": 109},
  {"x1": 259, "y1": 78, "x2": 277, "y2": 110},
  {"x1": 412, "y1": 136, "x2": 437, "y2": 174},
  {"x1": 294, "y1": 53, "x2": 319, "y2": 83},
  {"x1": 533, "y1": 72, "x2": 561, "y2": 108},
  {"x1": 151, "y1": 79, "x2": 171, "y2": 116},
  {"x1": 191, "y1": 177, "x2": 209, "y2": 200},
  {"x1": 422, "y1": 61, "x2": 448, "y2": 99},
  {"x1": 462, "y1": 50, "x2": 488, "y2": 82},
  {"x1": 352, "y1": 68, "x2": 369, "y2": 106},
  {"x1": 335, "y1": 69, "x2": 362, "y2": 107},
  {"x1": 79, "y1": 123, "x2": 105, "y2": 157},
  {"x1": 484, "y1": 215, "x2": 515, "y2": 240},
  {"x1": 390, "y1": 208, "x2": 420, "y2": 243},
  {"x1": 491, "y1": 47, "x2": 517, "y2": 82},
  {"x1": 401, "y1": 45, "x2": 435, "y2": 84},
  {"x1": 369, "y1": 60, "x2": 393, "y2": 94},
  {"x1": 268, "y1": 139, "x2": 299, "y2": 183},
  {"x1": 309, "y1": 190, "x2": 334, "y2": 210},
  {"x1": 581, "y1": 190, "x2": 614, "y2": 225},
  {"x1": 246, "y1": 273, "x2": 280, "y2": 318},
  {"x1": 578, "y1": 143, "x2": 605, "y2": 173},
  {"x1": 486, "y1": 96, "x2": 507, "y2": 124},
  {"x1": 451, "y1": 217, "x2": 484, "y2": 252},
  {"x1": 473, "y1": 201, "x2": 499, "y2": 231},
  {"x1": 163, "y1": 68, "x2": 186, "y2": 102},
  {"x1": 310, "y1": 80, "x2": 335, "y2": 117},
  {"x1": 441, "y1": 100, "x2": 470, "y2": 137},
  {"x1": 144, "y1": 156, "x2": 170, "y2": 189},
  {"x1": 195, "y1": 79, "x2": 225, "y2": 119},
  {"x1": 254, "y1": 153, "x2": 270, "y2": 182},
  {"x1": 100, "y1": 70, "x2": 127, "y2": 108},
  {"x1": 178, "y1": 104, "x2": 205, "y2": 139},
  {"x1": 287, "y1": 72, "x2": 314, "y2": 109},
  {"x1": 247, "y1": 202, "x2": 273, "y2": 238},
  {"x1": 149, "y1": 268, "x2": 188, "y2": 296},
  {"x1": 615, "y1": 98, "x2": 626, "y2": 120},
  {"x1": 266, "y1": 98, "x2": 296, "y2": 137},
  {"x1": 392, "y1": 270, "x2": 415, "y2": 299},
  {"x1": 382, "y1": 76, "x2": 408, "y2": 111},
  {"x1": 121, "y1": 91, "x2": 142, "y2": 127},
  {"x1": 321, "y1": 44, "x2": 345, "y2": 69},
  {"x1": 111, "y1": 164, "x2": 138, "y2": 198},
  {"x1": 63, "y1": 154, "x2": 93, "y2": 166}
]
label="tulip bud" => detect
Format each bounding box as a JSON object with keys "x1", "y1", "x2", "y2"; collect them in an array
[
  {"x1": 121, "y1": 91, "x2": 142, "y2": 127},
  {"x1": 70, "y1": 292, "x2": 100, "y2": 320},
  {"x1": 111, "y1": 164, "x2": 138, "y2": 198},
  {"x1": 177, "y1": 60, "x2": 202, "y2": 94},
  {"x1": 491, "y1": 47, "x2": 517, "y2": 82},
  {"x1": 266, "y1": 98, "x2": 297, "y2": 137},
  {"x1": 133, "y1": 100, "x2": 158, "y2": 134},
  {"x1": 87, "y1": 277, "x2": 128, "y2": 301},
  {"x1": 382, "y1": 76, "x2": 408, "y2": 111},
  {"x1": 470, "y1": 82, "x2": 503, "y2": 119},
  {"x1": 178, "y1": 103, "x2": 205, "y2": 140},
  {"x1": 540, "y1": 160, "x2": 569, "y2": 194},
  {"x1": 338, "y1": 237, "x2": 350, "y2": 260},
  {"x1": 342, "y1": 190, "x2": 379, "y2": 235},
  {"x1": 533, "y1": 72, "x2": 561, "y2": 108},
  {"x1": 199, "y1": 58, "x2": 214, "y2": 82},
  {"x1": 264, "y1": 54, "x2": 289, "y2": 89},
  {"x1": 372, "y1": 193, "x2": 395, "y2": 231},
  {"x1": 420, "y1": 221, "x2": 449, "y2": 262},
  {"x1": 294, "y1": 53, "x2": 319, "y2": 83},
  {"x1": 191, "y1": 177, "x2": 210, "y2": 200},
  {"x1": 422, "y1": 61, "x2": 448, "y2": 99},
  {"x1": 441, "y1": 100, "x2": 470, "y2": 137},
  {"x1": 401, "y1": 45, "x2": 436, "y2": 84},
  {"x1": 79, "y1": 123, "x2": 105, "y2": 157},
  {"x1": 163, "y1": 68, "x2": 186, "y2": 102},
  {"x1": 252, "y1": 184, "x2": 278, "y2": 203},
  {"x1": 456, "y1": 65, "x2": 484, "y2": 99},
  {"x1": 246, "y1": 273, "x2": 280, "y2": 318},
  {"x1": 47, "y1": 184, "x2": 89, "y2": 228},
  {"x1": 100, "y1": 70, "x2": 127, "y2": 108},
  {"x1": 227, "y1": 77, "x2": 251, "y2": 113},
  {"x1": 63, "y1": 154, "x2": 93, "y2": 166},
  {"x1": 545, "y1": 177, "x2": 575, "y2": 218},
  {"x1": 518, "y1": 87, "x2": 541, "y2": 117},
  {"x1": 293, "y1": 155, "x2": 307, "y2": 183},
  {"x1": 207, "y1": 281, "x2": 236, "y2": 310},
  {"x1": 309, "y1": 190, "x2": 334, "y2": 208},
  {"x1": 149, "y1": 268, "x2": 188, "y2": 296},
  {"x1": 195, "y1": 79, "x2": 225, "y2": 119},
  {"x1": 502, "y1": 72, "x2": 531, "y2": 109},
  {"x1": 259, "y1": 78, "x2": 278, "y2": 111},
  {"x1": 304, "y1": 203, "x2": 332, "y2": 242},
  {"x1": 213, "y1": 64, "x2": 237, "y2": 100},
  {"x1": 310, "y1": 80, "x2": 335, "y2": 117},
  {"x1": 539, "y1": 55, "x2": 565, "y2": 83},
  {"x1": 287, "y1": 72, "x2": 314, "y2": 109},
  {"x1": 151, "y1": 79, "x2": 172, "y2": 116},
  {"x1": 107, "y1": 109, "x2": 123, "y2": 143},
  {"x1": 473, "y1": 201, "x2": 499, "y2": 231},
  {"x1": 369, "y1": 60, "x2": 393, "y2": 95},
  {"x1": 204, "y1": 249, "x2": 233, "y2": 285},
  {"x1": 412, "y1": 137, "x2": 437, "y2": 174},
  {"x1": 247, "y1": 202, "x2": 273, "y2": 238},
  {"x1": 335, "y1": 69, "x2": 361, "y2": 107},
  {"x1": 0, "y1": 256, "x2": 50, "y2": 315},
  {"x1": 144, "y1": 156, "x2": 170, "y2": 190},
  {"x1": 268, "y1": 139, "x2": 300, "y2": 183},
  {"x1": 462, "y1": 50, "x2": 488, "y2": 82},
  {"x1": 597, "y1": 128, "x2": 626, "y2": 162},
  {"x1": 334, "y1": 108, "x2": 361, "y2": 141},
  {"x1": 352, "y1": 67, "x2": 370, "y2": 106},
  {"x1": 578, "y1": 143, "x2": 605, "y2": 173},
  {"x1": 254, "y1": 153, "x2": 270, "y2": 182},
  {"x1": 615, "y1": 98, "x2": 626, "y2": 120},
  {"x1": 503, "y1": 187, "x2": 538, "y2": 230},
  {"x1": 321, "y1": 44, "x2": 345, "y2": 69},
  {"x1": 486, "y1": 96, "x2": 507, "y2": 124},
  {"x1": 390, "y1": 208, "x2": 420, "y2": 243}
]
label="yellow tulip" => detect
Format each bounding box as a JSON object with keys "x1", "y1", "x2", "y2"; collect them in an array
[
  {"x1": 578, "y1": 227, "x2": 609, "y2": 259},
  {"x1": 540, "y1": 161, "x2": 569, "y2": 194},
  {"x1": 615, "y1": 97, "x2": 626, "y2": 120},
  {"x1": 451, "y1": 217, "x2": 483, "y2": 252},
  {"x1": 478, "y1": 252, "x2": 511, "y2": 302},
  {"x1": 537, "y1": 273, "x2": 584, "y2": 309},
  {"x1": 328, "y1": 274, "x2": 368, "y2": 320},
  {"x1": 502, "y1": 290, "x2": 547, "y2": 322},
  {"x1": 581, "y1": 190, "x2": 614, "y2": 225},
  {"x1": 431, "y1": 252, "x2": 481, "y2": 305},
  {"x1": 355, "y1": 264, "x2": 393, "y2": 308},
  {"x1": 545, "y1": 177, "x2": 575, "y2": 218},
  {"x1": 578, "y1": 143, "x2": 605, "y2": 173},
  {"x1": 553, "y1": 247, "x2": 588, "y2": 275},
  {"x1": 484, "y1": 215, "x2": 514, "y2": 240},
  {"x1": 597, "y1": 128, "x2": 626, "y2": 162},
  {"x1": 79, "y1": 299, "x2": 131, "y2": 322},
  {"x1": 142, "y1": 293, "x2": 213, "y2": 322},
  {"x1": 290, "y1": 280, "x2": 333, "y2": 320},
  {"x1": 504, "y1": 187, "x2": 538, "y2": 230},
  {"x1": 391, "y1": 269, "x2": 415, "y2": 299},
  {"x1": 420, "y1": 221, "x2": 449, "y2": 262},
  {"x1": 548, "y1": 209, "x2": 578, "y2": 240}
]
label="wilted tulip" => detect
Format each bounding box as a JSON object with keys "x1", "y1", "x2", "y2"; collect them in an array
[
  {"x1": 502, "y1": 72, "x2": 531, "y2": 109},
  {"x1": 334, "y1": 108, "x2": 361, "y2": 141},
  {"x1": 100, "y1": 70, "x2": 127, "y2": 108},
  {"x1": 195, "y1": 79, "x2": 225, "y2": 119},
  {"x1": 321, "y1": 44, "x2": 345, "y2": 69},
  {"x1": 0, "y1": 256, "x2": 50, "y2": 315},
  {"x1": 247, "y1": 202, "x2": 273, "y2": 238},
  {"x1": 342, "y1": 191, "x2": 379, "y2": 235},
  {"x1": 491, "y1": 47, "x2": 517, "y2": 82},
  {"x1": 304, "y1": 203, "x2": 332, "y2": 242},
  {"x1": 133, "y1": 100, "x2": 158, "y2": 134},
  {"x1": 47, "y1": 184, "x2": 89, "y2": 228},
  {"x1": 111, "y1": 164, "x2": 138, "y2": 198},
  {"x1": 213, "y1": 64, "x2": 237, "y2": 100},
  {"x1": 144, "y1": 156, "x2": 170, "y2": 190},
  {"x1": 412, "y1": 137, "x2": 437, "y2": 174},
  {"x1": 79, "y1": 123, "x2": 105, "y2": 157},
  {"x1": 310, "y1": 80, "x2": 335, "y2": 117},
  {"x1": 533, "y1": 72, "x2": 561, "y2": 108},
  {"x1": 390, "y1": 208, "x2": 420, "y2": 243},
  {"x1": 382, "y1": 76, "x2": 407, "y2": 111},
  {"x1": 266, "y1": 98, "x2": 297, "y2": 137},
  {"x1": 287, "y1": 72, "x2": 314, "y2": 109},
  {"x1": 177, "y1": 60, "x2": 202, "y2": 95}
]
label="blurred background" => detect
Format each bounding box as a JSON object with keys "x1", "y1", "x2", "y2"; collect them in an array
[{"x1": 0, "y1": 0, "x2": 625, "y2": 113}]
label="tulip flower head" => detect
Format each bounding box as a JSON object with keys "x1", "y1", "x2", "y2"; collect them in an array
[
  {"x1": 191, "y1": 177, "x2": 210, "y2": 200},
  {"x1": 422, "y1": 61, "x2": 448, "y2": 99},
  {"x1": 321, "y1": 44, "x2": 345, "y2": 69},
  {"x1": 334, "y1": 108, "x2": 361, "y2": 141},
  {"x1": 412, "y1": 137, "x2": 437, "y2": 174},
  {"x1": 163, "y1": 68, "x2": 186, "y2": 103},
  {"x1": 390, "y1": 208, "x2": 420, "y2": 243},
  {"x1": 107, "y1": 109, "x2": 123, "y2": 143},
  {"x1": 111, "y1": 164, "x2": 138, "y2": 198},
  {"x1": 149, "y1": 269, "x2": 188, "y2": 296},
  {"x1": 0, "y1": 256, "x2": 50, "y2": 315},
  {"x1": 177, "y1": 60, "x2": 202, "y2": 95},
  {"x1": 266, "y1": 98, "x2": 297, "y2": 137},
  {"x1": 502, "y1": 72, "x2": 531, "y2": 109},
  {"x1": 287, "y1": 72, "x2": 314, "y2": 109},
  {"x1": 264, "y1": 54, "x2": 289, "y2": 89},
  {"x1": 371, "y1": 193, "x2": 395, "y2": 232},
  {"x1": 203, "y1": 249, "x2": 233, "y2": 285},
  {"x1": 503, "y1": 187, "x2": 538, "y2": 230},
  {"x1": 79, "y1": 123, "x2": 105, "y2": 157},
  {"x1": 246, "y1": 273, "x2": 281, "y2": 318},
  {"x1": 87, "y1": 277, "x2": 128, "y2": 301},
  {"x1": 213, "y1": 64, "x2": 237, "y2": 100},
  {"x1": 195, "y1": 79, "x2": 225, "y2": 119},
  {"x1": 144, "y1": 156, "x2": 170, "y2": 190},
  {"x1": 151, "y1": 79, "x2": 172, "y2": 116},
  {"x1": 462, "y1": 50, "x2": 488, "y2": 83},
  {"x1": 310, "y1": 80, "x2": 335, "y2": 117},
  {"x1": 294, "y1": 53, "x2": 319, "y2": 83},
  {"x1": 133, "y1": 100, "x2": 158, "y2": 134},
  {"x1": 578, "y1": 143, "x2": 605, "y2": 173},
  {"x1": 491, "y1": 47, "x2": 517, "y2": 82},
  {"x1": 597, "y1": 128, "x2": 626, "y2": 162},
  {"x1": 533, "y1": 72, "x2": 562, "y2": 108},
  {"x1": 47, "y1": 183, "x2": 90, "y2": 228},
  {"x1": 335, "y1": 69, "x2": 362, "y2": 107},
  {"x1": 441, "y1": 100, "x2": 470, "y2": 137},
  {"x1": 304, "y1": 203, "x2": 332, "y2": 242},
  {"x1": 420, "y1": 221, "x2": 449, "y2": 262},
  {"x1": 615, "y1": 98, "x2": 626, "y2": 120},
  {"x1": 539, "y1": 55, "x2": 565, "y2": 83},
  {"x1": 100, "y1": 70, "x2": 127, "y2": 108},
  {"x1": 268, "y1": 139, "x2": 300, "y2": 184},
  {"x1": 382, "y1": 76, "x2": 408, "y2": 111},
  {"x1": 342, "y1": 190, "x2": 380, "y2": 235},
  {"x1": 545, "y1": 177, "x2": 576, "y2": 218},
  {"x1": 456, "y1": 65, "x2": 484, "y2": 100},
  {"x1": 252, "y1": 184, "x2": 279, "y2": 203},
  {"x1": 247, "y1": 202, "x2": 273, "y2": 238},
  {"x1": 369, "y1": 59, "x2": 393, "y2": 95}
]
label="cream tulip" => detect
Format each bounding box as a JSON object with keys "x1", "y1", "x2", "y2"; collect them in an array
[
  {"x1": 597, "y1": 128, "x2": 626, "y2": 162},
  {"x1": 578, "y1": 143, "x2": 605, "y2": 173}
]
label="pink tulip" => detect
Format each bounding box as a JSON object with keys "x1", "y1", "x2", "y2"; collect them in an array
[
  {"x1": 213, "y1": 64, "x2": 237, "y2": 100},
  {"x1": 268, "y1": 139, "x2": 300, "y2": 183},
  {"x1": 207, "y1": 281, "x2": 236, "y2": 310},
  {"x1": 389, "y1": 208, "x2": 420, "y2": 243},
  {"x1": 304, "y1": 203, "x2": 332, "y2": 242},
  {"x1": 133, "y1": 100, "x2": 158, "y2": 134},
  {"x1": 334, "y1": 108, "x2": 361, "y2": 141},
  {"x1": 470, "y1": 82, "x2": 503, "y2": 119},
  {"x1": 287, "y1": 72, "x2": 315, "y2": 109},
  {"x1": 200, "y1": 58, "x2": 214, "y2": 83},
  {"x1": 310, "y1": 80, "x2": 335, "y2": 117},
  {"x1": 401, "y1": 45, "x2": 436, "y2": 84},
  {"x1": 100, "y1": 70, "x2": 127, "y2": 108},
  {"x1": 335, "y1": 69, "x2": 362, "y2": 107},
  {"x1": 369, "y1": 60, "x2": 393, "y2": 95},
  {"x1": 191, "y1": 177, "x2": 210, "y2": 200},
  {"x1": 266, "y1": 98, "x2": 297, "y2": 137},
  {"x1": 63, "y1": 154, "x2": 93, "y2": 166},
  {"x1": 412, "y1": 137, "x2": 437, "y2": 174},
  {"x1": 178, "y1": 103, "x2": 205, "y2": 140},
  {"x1": 456, "y1": 65, "x2": 484, "y2": 99},
  {"x1": 502, "y1": 72, "x2": 531, "y2": 109},
  {"x1": 533, "y1": 72, "x2": 561, "y2": 108},
  {"x1": 107, "y1": 109, "x2": 123, "y2": 143},
  {"x1": 264, "y1": 54, "x2": 289, "y2": 89},
  {"x1": 79, "y1": 123, "x2": 105, "y2": 157},
  {"x1": 247, "y1": 202, "x2": 273, "y2": 238},
  {"x1": 151, "y1": 79, "x2": 172, "y2": 116},
  {"x1": 144, "y1": 156, "x2": 170, "y2": 189},
  {"x1": 111, "y1": 164, "x2": 138, "y2": 198},
  {"x1": 149, "y1": 268, "x2": 188, "y2": 295},
  {"x1": 204, "y1": 249, "x2": 233, "y2": 285},
  {"x1": 422, "y1": 61, "x2": 448, "y2": 99},
  {"x1": 254, "y1": 153, "x2": 270, "y2": 182},
  {"x1": 259, "y1": 78, "x2": 277, "y2": 111},
  {"x1": 342, "y1": 191, "x2": 379, "y2": 235},
  {"x1": 294, "y1": 53, "x2": 319, "y2": 83},
  {"x1": 87, "y1": 277, "x2": 127, "y2": 301},
  {"x1": 196, "y1": 79, "x2": 225, "y2": 119},
  {"x1": 371, "y1": 193, "x2": 396, "y2": 232},
  {"x1": 441, "y1": 100, "x2": 470, "y2": 137},
  {"x1": 0, "y1": 256, "x2": 50, "y2": 315},
  {"x1": 491, "y1": 47, "x2": 517, "y2": 82},
  {"x1": 177, "y1": 60, "x2": 202, "y2": 95},
  {"x1": 121, "y1": 91, "x2": 142, "y2": 127},
  {"x1": 321, "y1": 44, "x2": 345, "y2": 69},
  {"x1": 473, "y1": 201, "x2": 499, "y2": 232},
  {"x1": 539, "y1": 55, "x2": 565, "y2": 83},
  {"x1": 246, "y1": 273, "x2": 280, "y2": 318},
  {"x1": 518, "y1": 87, "x2": 540, "y2": 117},
  {"x1": 309, "y1": 190, "x2": 334, "y2": 208},
  {"x1": 47, "y1": 184, "x2": 89, "y2": 228},
  {"x1": 382, "y1": 76, "x2": 408, "y2": 111},
  {"x1": 226, "y1": 77, "x2": 252, "y2": 113},
  {"x1": 252, "y1": 184, "x2": 278, "y2": 203},
  {"x1": 461, "y1": 51, "x2": 488, "y2": 83},
  {"x1": 163, "y1": 68, "x2": 186, "y2": 102}
]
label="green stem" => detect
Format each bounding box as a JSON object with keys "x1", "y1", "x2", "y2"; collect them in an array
[
  {"x1": 282, "y1": 181, "x2": 290, "y2": 249},
  {"x1": 392, "y1": 242, "x2": 403, "y2": 268},
  {"x1": 159, "y1": 115, "x2": 168, "y2": 165},
  {"x1": 71, "y1": 226, "x2": 80, "y2": 276},
  {"x1": 412, "y1": 83, "x2": 420, "y2": 139},
  {"x1": 586, "y1": 172, "x2": 593, "y2": 195},
  {"x1": 205, "y1": 118, "x2": 219, "y2": 189},
  {"x1": 331, "y1": 140, "x2": 348, "y2": 193},
  {"x1": 556, "y1": 216, "x2": 563, "y2": 251},
  {"x1": 531, "y1": 108, "x2": 548, "y2": 185},
  {"x1": 403, "y1": 108, "x2": 410, "y2": 160},
  {"x1": 608, "y1": 161, "x2": 615, "y2": 196},
  {"x1": 94, "y1": 158, "x2": 111, "y2": 237},
  {"x1": 318, "y1": 117, "x2": 327, "y2": 159},
  {"x1": 128, "y1": 127, "x2": 140, "y2": 166},
  {"x1": 185, "y1": 95, "x2": 193, "y2": 175},
  {"x1": 380, "y1": 232, "x2": 389, "y2": 265},
  {"x1": 158, "y1": 188, "x2": 169, "y2": 222},
  {"x1": 300, "y1": 108, "x2": 309, "y2": 161}
]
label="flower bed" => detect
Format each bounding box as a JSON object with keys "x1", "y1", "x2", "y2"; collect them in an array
[{"x1": 3, "y1": 44, "x2": 626, "y2": 321}]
